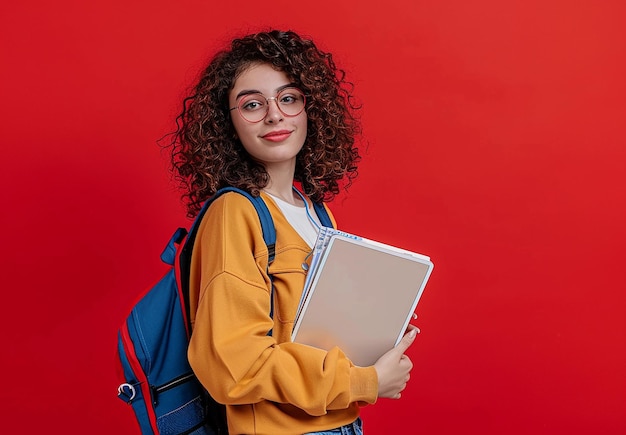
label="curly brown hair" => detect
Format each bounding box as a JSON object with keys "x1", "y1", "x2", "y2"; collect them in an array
[{"x1": 164, "y1": 30, "x2": 362, "y2": 218}]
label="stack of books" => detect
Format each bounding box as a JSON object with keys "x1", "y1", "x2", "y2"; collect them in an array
[{"x1": 292, "y1": 227, "x2": 434, "y2": 366}]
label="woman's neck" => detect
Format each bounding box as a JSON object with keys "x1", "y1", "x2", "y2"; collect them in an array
[
  {"x1": 263, "y1": 161, "x2": 303, "y2": 206},
  {"x1": 263, "y1": 185, "x2": 304, "y2": 206}
]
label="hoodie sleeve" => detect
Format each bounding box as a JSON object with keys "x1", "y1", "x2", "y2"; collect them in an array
[{"x1": 187, "y1": 193, "x2": 377, "y2": 416}]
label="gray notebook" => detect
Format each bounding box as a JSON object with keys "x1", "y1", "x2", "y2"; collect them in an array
[{"x1": 292, "y1": 229, "x2": 434, "y2": 366}]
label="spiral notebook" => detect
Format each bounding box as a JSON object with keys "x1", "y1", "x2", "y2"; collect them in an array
[{"x1": 292, "y1": 227, "x2": 434, "y2": 366}]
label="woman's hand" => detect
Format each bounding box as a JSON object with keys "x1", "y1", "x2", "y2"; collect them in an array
[{"x1": 373, "y1": 324, "x2": 420, "y2": 399}]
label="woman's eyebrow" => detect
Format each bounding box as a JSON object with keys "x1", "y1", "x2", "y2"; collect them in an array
[
  {"x1": 234, "y1": 89, "x2": 260, "y2": 100},
  {"x1": 234, "y1": 83, "x2": 298, "y2": 100},
  {"x1": 276, "y1": 83, "x2": 298, "y2": 92}
]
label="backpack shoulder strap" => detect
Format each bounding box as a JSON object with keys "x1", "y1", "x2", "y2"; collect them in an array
[
  {"x1": 179, "y1": 187, "x2": 277, "y2": 336},
  {"x1": 185, "y1": 187, "x2": 276, "y2": 263},
  {"x1": 312, "y1": 202, "x2": 334, "y2": 229},
  {"x1": 292, "y1": 187, "x2": 334, "y2": 229}
]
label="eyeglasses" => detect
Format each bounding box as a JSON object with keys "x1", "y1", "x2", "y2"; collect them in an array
[{"x1": 229, "y1": 87, "x2": 306, "y2": 123}]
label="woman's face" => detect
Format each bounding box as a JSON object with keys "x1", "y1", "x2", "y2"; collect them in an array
[{"x1": 228, "y1": 63, "x2": 307, "y2": 172}]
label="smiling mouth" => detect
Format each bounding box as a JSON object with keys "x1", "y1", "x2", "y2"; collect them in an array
[{"x1": 262, "y1": 130, "x2": 292, "y2": 141}]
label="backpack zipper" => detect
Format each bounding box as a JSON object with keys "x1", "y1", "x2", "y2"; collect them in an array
[{"x1": 151, "y1": 372, "x2": 197, "y2": 405}]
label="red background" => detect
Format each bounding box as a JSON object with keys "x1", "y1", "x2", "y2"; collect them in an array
[{"x1": 1, "y1": 1, "x2": 624, "y2": 433}]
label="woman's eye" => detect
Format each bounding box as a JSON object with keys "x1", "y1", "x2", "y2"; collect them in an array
[
  {"x1": 280, "y1": 95, "x2": 297, "y2": 104},
  {"x1": 242, "y1": 99, "x2": 264, "y2": 111}
]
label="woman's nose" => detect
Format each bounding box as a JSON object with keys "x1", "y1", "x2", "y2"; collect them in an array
[{"x1": 264, "y1": 98, "x2": 283, "y2": 123}]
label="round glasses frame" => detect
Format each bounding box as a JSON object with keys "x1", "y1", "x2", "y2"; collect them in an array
[{"x1": 229, "y1": 87, "x2": 306, "y2": 123}]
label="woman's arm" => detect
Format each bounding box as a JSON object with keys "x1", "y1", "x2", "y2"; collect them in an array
[{"x1": 188, "y1": 193, "x2": 378, "y2": 416}]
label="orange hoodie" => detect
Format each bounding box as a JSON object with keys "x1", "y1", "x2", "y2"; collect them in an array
[{"x1": 188, "y1": 191, "x2": 378, "y2": 435}]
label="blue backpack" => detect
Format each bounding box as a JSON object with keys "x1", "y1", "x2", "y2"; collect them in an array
[{"x1": 116, "y1": 187, "x2": 332, "y2": 434}]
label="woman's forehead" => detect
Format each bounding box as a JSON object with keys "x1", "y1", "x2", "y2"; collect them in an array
[{"x1": 231, "y1": 63, "x2": 292, "y2": 95}]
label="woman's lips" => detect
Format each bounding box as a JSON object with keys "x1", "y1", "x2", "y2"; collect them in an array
[{"x1": 262, "y1": 130, "x2": 292, "y2": 142}]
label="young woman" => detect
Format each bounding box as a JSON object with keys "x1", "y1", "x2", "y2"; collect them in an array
[{"x1": 167, "y1": 29, "x2": 418, "y2": 435}]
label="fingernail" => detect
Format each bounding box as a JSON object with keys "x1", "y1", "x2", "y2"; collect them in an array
[{"x1": 409, "y1": 329, "x2": 417, "y2": 338}]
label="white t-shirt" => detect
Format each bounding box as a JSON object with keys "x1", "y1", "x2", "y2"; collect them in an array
[{"x1": 266, "y1": 194, "x2": 321, "y2": 248}]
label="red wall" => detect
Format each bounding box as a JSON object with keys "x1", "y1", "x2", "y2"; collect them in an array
[{"x1": 1, "y1": 1, "x2": 624, "y2": 433}]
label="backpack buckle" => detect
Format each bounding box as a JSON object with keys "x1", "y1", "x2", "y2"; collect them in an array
[{"x1": 117, "y1": 383, "x2": 137, "y2": 404}]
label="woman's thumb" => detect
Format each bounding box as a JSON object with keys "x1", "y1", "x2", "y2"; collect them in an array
[{"x1": 395, "y1": 326, "x2": 419, "y2": 354}]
